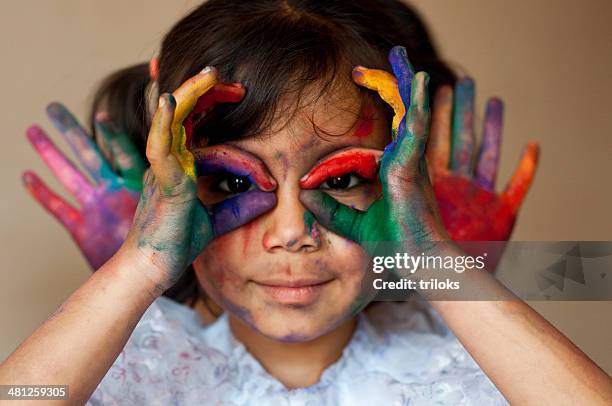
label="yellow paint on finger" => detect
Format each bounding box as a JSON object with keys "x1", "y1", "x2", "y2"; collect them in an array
[
  {"x1": 171, "y1": 125, "x2": 196, "y2": 180},
  {"x1": 353, "y1": 67, "x2": 405, "y2": 140}
]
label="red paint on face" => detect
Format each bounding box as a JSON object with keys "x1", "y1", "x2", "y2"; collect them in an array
[
  {"x1": 353, "y1": 104, "x2": 375, "y2": 138},
  {"x1": 300, "y1": 149, "x2": 380, "y2": 189}
]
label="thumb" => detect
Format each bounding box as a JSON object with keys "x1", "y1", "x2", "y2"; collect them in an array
[{"x1": 299, "y1": 189, "x2": 366, "y2": 243}]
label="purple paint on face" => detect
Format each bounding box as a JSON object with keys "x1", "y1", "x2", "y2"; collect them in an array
[{"x1": 209, "y1": 189, "x2": 277, "y2": 235}]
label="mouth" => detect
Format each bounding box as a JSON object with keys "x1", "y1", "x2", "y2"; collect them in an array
[{"x1": 251, "y1": 278, "x2": 335, "y2": 306}]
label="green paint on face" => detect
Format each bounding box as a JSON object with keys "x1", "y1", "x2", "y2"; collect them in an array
[{"x1": 303, "y1": 211, "x2": 316, "y2": 234}]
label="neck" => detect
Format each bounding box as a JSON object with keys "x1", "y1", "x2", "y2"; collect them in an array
[{"x1": 228, "y1": 314, "x2": 357, "y2": 389}]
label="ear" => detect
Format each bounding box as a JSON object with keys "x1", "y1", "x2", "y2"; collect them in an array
[{"x1": 149, "y1": 57, "x2": 159, "y2": 81}]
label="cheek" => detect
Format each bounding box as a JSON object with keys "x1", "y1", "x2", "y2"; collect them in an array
[{"x1": 192, "y1": 232, "x2": 246, "y2": 295}]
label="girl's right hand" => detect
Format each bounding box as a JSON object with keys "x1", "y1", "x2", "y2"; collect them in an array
[{"x1": 123, "y1": 67, "x2": 277, "y2": 294}]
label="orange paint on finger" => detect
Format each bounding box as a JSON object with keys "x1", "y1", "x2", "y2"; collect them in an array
[{"x1": 503, "y1": 142, "x2": 539, "y2": 213}]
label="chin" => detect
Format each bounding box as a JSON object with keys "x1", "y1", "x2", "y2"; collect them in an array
[{"x1": 243, "y1": 301, "x2": 353, "y2": 342}]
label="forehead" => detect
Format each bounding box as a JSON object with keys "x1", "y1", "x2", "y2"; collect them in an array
[{"x1": 227, "y1": 80, "x2": 391, "y2": 168}]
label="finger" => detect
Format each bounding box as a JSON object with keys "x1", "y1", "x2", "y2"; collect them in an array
[
  {"x1": 146, "y1": 94, "x2": 184, "y2": 188},
  {"x1": 502, "y1": 142, "x2": 539, "y2": 213},
  {"x1": 208, "y1": 189, "x2": 277, "y2": 236},
  {"x1": 172, "y1": 67, "x2": 220, "y2": 125},
  {"x1": 426, "y1": 85, "x2": 453, "y2": 179},
  {"x1": 475, "y1": 98, "x2": 504, "y2": 191},
  {"x1": 171, "y1": 67, "x2": 220, "y2": 179},
  {"x1": 193, "y1": 144, "x2": 276, "y2": 191},
  {"x1": 22, "y1": 170, "x2": 82, "y2": 232},
  {"x1": 450, "y1": 77, "x2": 475, "y2": 175},
  {"x1": 95, "y1": 115, "x2": 147, "y2": 190},
  {"x1": 46, "y1": 102, "x2": 114, "y2": 183},
  {"x1": 388, "y1": 46, "x2": 415, "y2": 141},
  {"x1": 300, "y1": 147, "x2": 382, "y2": 189},
  {"x1": 26, "y1": 125, "x2": 94, "y2": 203},
  {"x1": 184, "y1": 82, "x2": 245, "y2": 150},
  {"x1": 352, "y1": 67, "x2": 404, "y2": 139},
  {"x1": 394, "y1": 71, "x2": 430, "y2": 166},
  {"x1": 299, "y1": 189, "x2": 366, "y2": 243}
]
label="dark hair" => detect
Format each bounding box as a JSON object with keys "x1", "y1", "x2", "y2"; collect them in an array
[{"x1": 90, "y1": 0, "x2": 456, "y2": 307}]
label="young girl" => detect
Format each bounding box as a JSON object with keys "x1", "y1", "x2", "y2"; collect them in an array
[{"x1": 3, "y1": 0, "x2": 611, "y2": 404}]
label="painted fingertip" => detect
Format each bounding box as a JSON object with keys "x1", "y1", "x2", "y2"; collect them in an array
[
  {"x1": 158, "y1": 93, "x2": 176, "y2": 109},
  {"x1": 166, "y1": 93, "x2": 177, "y2": 108},
  {"x1": 200, "y1": 65, "x2": 217, "y2": 75},
  {"x1": 95, "y1": 111, "x2": 111, "y2": 123},
  {"x1": 22, "y1": 170, "x2": 34, "y2": 185},
  {"x1": 45, "y1": 101, "x2": 64, "y2": 116},
  {"x1": 457, "y1": 76, "x2": 475, "y2": 89},
  {"x1": 390, "y1": 45, "x2": 408, "y2": 58},
  {"x1": 486, "y1": 97, "x2": 504, "y2": 114},
  {"x1": 25, "y1": 125, "x2": 43, "y2": 141}
]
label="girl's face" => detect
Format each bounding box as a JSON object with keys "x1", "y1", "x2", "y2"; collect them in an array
[{"x1": 192, "y1": 82, "x2": 390, "y2": 341}]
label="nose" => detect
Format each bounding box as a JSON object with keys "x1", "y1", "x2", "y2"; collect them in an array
[{"x1": 262, "y1": 183, "x2": 321, "y2": 253}]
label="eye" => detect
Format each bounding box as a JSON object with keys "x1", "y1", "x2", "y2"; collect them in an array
[
  {"x1": 320, "y1": 173, "x2": 363, "y2": 190},
  {"x1": 216, "y1": 174, "x2": 255, "y2": 194}
]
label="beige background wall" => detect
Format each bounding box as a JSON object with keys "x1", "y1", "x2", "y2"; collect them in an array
[{"x1": 1, "y1": 0, "x2": 611, "y2": 373}]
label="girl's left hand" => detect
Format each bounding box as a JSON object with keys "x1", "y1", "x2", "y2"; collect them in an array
[{"x1": 300, "y1": 46, "x2": 447, "y2": 258}]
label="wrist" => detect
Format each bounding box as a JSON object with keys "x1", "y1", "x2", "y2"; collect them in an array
[{"x1": 103, "y1": 244, "x2": 169, "y2": 302}]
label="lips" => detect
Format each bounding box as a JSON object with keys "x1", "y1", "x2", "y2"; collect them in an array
[{"x1": 252, "y1": 278, "x2": 334, "y2": 305}]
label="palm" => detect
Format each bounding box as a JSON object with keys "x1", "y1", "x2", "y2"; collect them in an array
[{"x1": 73, "y1": 181, "x2": 140, "y2": 269}]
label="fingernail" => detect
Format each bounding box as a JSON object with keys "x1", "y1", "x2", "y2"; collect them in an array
[
  {"x1": 200, "y1": 66, "x2": 215, "y2": 74},
  {"x1": 158, "y1": 95, "x2": 166, "y2": 108},
  {"x1": 95, "y1": 111, "x2": 110, "y2": 122}
]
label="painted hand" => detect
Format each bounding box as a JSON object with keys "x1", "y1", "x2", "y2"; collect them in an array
[
  {"x1": 124, "y1": 67, "x2": 277, "y2": 292},
  {"x1": 300, "y1": 46, "x2": 447, "y2": 259},
  {"x1": 427, "y1": 78, "x2": 539, "y2": 242},
  {"x1": 23, "y1": 103, "x2": 145, "y2": 270}
]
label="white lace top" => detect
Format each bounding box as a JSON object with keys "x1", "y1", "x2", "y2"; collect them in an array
[{"x1": 87, "y1": 295, "x2": 508, "y2": 405}]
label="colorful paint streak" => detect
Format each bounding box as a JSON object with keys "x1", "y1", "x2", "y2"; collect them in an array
[{"x1": 299, "y1": 148, "x2": 380, "y2": 189}]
